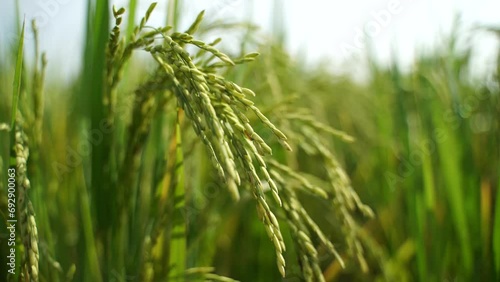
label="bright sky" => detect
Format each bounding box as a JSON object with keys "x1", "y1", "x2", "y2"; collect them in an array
[{"x1": 1, "y1": 0, "x2": 499, "y2": 80}]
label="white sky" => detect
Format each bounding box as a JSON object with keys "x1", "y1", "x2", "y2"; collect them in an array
[{"x1": 1, "y1": 0, "x2": 499, "y2": 80}]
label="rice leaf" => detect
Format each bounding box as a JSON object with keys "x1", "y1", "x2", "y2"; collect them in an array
[
  {"x1": 9, "y1": 19, "x2": 24, "y2": 166},
  {"x1": 169, "y1": 109, "x2": 186, "y2": 279},
  {"x1": 494, "y1": 172, "x2": 500, "y2": 274},
  {"x1": 126, "y1": 0, "x2": 138, "y2": 40},
  {"x1": 166, "y1": 0, "x2": 180, "y2": 28}
]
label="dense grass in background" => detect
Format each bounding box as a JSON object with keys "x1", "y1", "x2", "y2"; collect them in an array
[{"x1": 1, "y1": 1, "x2": 499, "y2": 281}]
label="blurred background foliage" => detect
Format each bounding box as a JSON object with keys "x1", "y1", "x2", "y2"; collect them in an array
[{"x1": 1, "y1": 0, "x2": 499, "y2": 281}]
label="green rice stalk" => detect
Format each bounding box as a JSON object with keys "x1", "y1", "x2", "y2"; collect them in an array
[
  {"x1": 494, "y1": 171, "x2": 500, "y2": 274},
  {"x1": 125, "y1": 0, "x2": 139, "y2": 41},
  {"x1": 9, "y1": 19, "x2": 24, "y2": 157},
  {"x1": 168, "y1": 109, "x2": 187, "y2": 279},
  {"x1": 166, "y1": 0, "x2": 180, "y2": 28}
]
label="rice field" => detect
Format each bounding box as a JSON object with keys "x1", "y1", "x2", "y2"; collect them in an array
[{"x1": 0, "y1": 1, "x2": 499, "y2": 282}]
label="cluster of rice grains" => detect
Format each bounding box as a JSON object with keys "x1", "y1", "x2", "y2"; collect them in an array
[
  {"x1": 108, "y1": 3, "x2": 372, "y2": 280},
  {"x1": 11, "y1": 126, "x2": 39, "y2": 282},
  {"x1": 268, "y1": 125, "x2": 374, "y2": 281}
]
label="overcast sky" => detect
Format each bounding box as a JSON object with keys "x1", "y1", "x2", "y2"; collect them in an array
[{"x1": 1, "y1": 0, "x2": 499, "y2": 80}]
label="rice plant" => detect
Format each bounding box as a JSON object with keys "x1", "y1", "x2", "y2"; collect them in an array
[
  {"x1": 1, "y1": 1, "x2": 499, "y2": 282},
  {"x1": 1, "y1": 2, "x2": 373, "y2": 282}
]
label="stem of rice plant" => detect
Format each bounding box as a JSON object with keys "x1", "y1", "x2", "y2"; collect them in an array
[{"x1": 168, "y1": 108, "x2": 186, "y2": 280}]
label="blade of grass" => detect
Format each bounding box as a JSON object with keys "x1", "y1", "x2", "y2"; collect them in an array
[
  {"x1": 79, "y1": 179, "x2": 103, "y2": 282},
  {"x1": 421, "y1": 146, "x2": 436, "y2": 211},
  {"x1": 170, "y1": 109, "x2": 188, "y2": 278},
  {"x1": 414, "y1": 191, "x2": 427, "y2": 280},
  {"x1": 9, "y1": 19, "x2": 24, "y2": 143},
  {"x1": 169, "y1": 109, "x2": 186, "y2": 280},
  {"x1": 435, "y1": 113, "x2": 472, "y2": 275},
  {"x1": 81, "y1": 0, "x2": 110, "y2": 280},
  {"x1": 87, "y1": 0, "x2": 111, "y2": 229},
  {"x1": 126, "y1": 0, "x2": 139, "y2": 40},
  {"x1": 9, "y1": 0, "x2": 22, "y2": 59},
  {"x1": 167, "y1": 0, "x2": 180, "y2": 28},
  {"x1": 494, "y1": 171, "x2": 500, "y2": 275},
  {"x1": 9, "y1": 18, "x2": 24, "y2": 166}
]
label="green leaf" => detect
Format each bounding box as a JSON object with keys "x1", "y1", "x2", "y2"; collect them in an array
[
  {"x1": 169, "y1": 109, "x2": 186, "y2": 279},
  {"x1": 9, "y1": 18, "x2": 25, "y2": 166},
  {"x1": 494, "y1": 172, "x2": 500, "y2": 274},
  {"x1": 126, "y1": 0, "x2": 139, "y2": 40}
]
